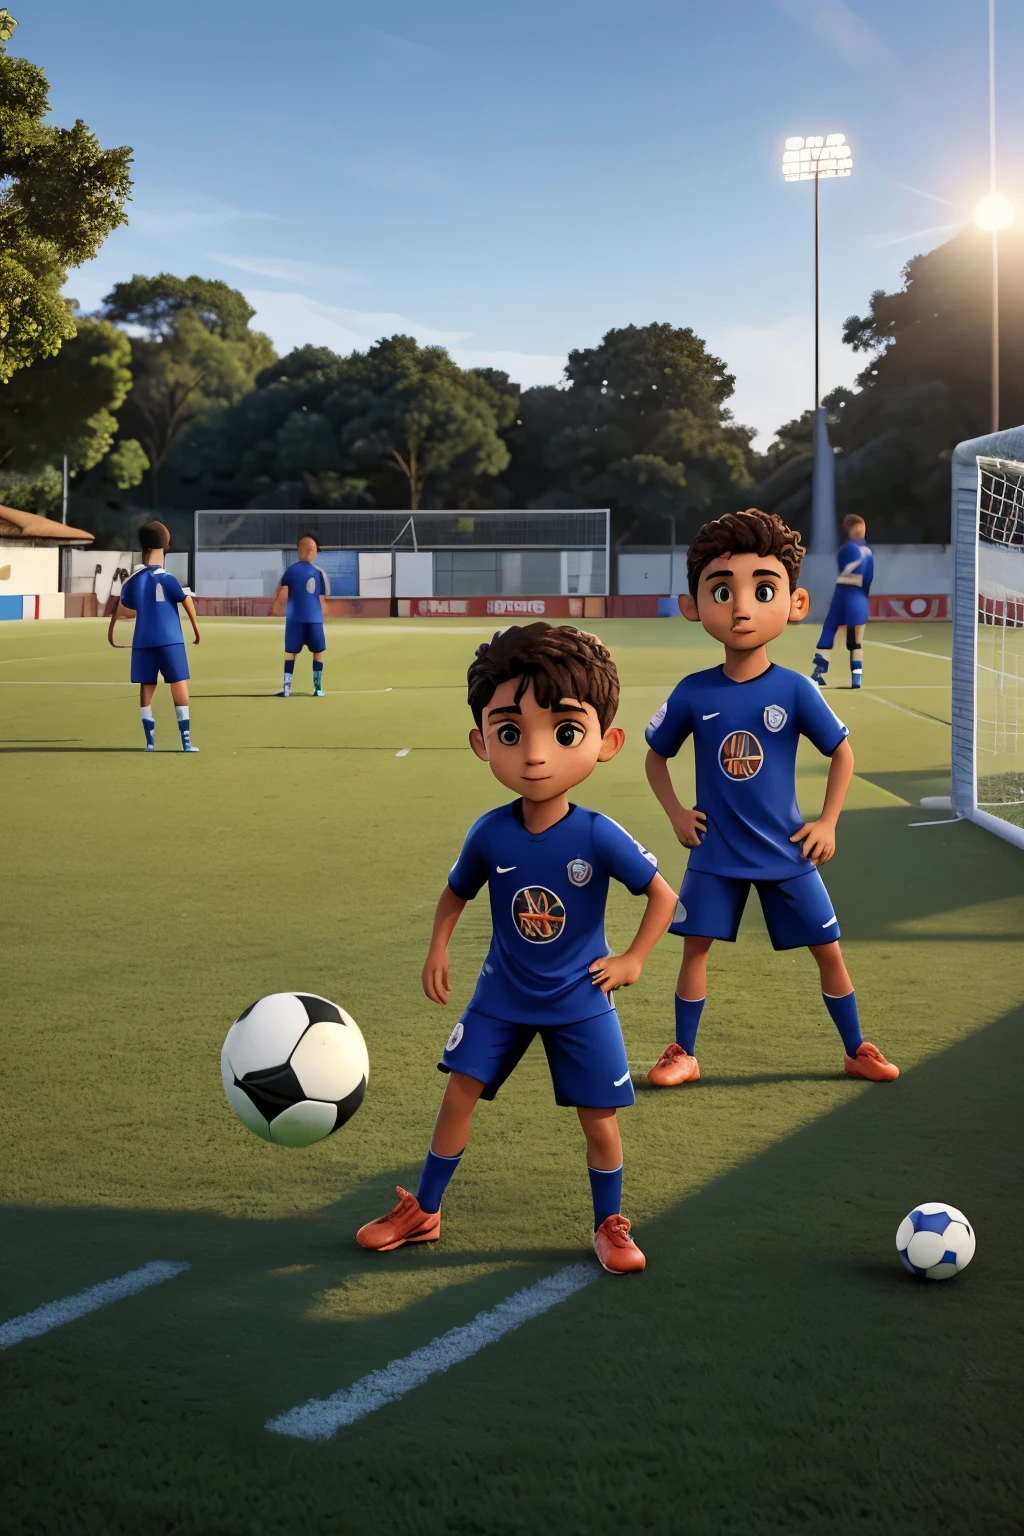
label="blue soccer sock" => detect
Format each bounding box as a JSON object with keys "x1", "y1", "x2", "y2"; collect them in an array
[
  {"x1": 674, "y1": 994, "x2": 705, "y2": 1055},
  {"x1": 812, "y1": 650, "x2": 830, "y2": 681},
  {"x1": 140, "y1": 706, "x2": 155, "y2": 749},
  {"x1": 823, "y1": 990, "x2": 863, "y2": 1056},
  {"x1": 175, "y1": 704, "x2": 195, "y2": 751},
  {"x1": 588, "y1": 1164, "x2": 623, "y2": 1230},
  {"x1": 312, "y1": 661, "x2": 324, "y2": 693},
  {"x1": 850, "y1": 650, "x2": 863, "y2": 688},
  {"x1": 416, "y1": 1148, "x2": 463, "y2": 1214},
  {"x1": 281, "y1": 658, "x2": 295, "y2": 696}
]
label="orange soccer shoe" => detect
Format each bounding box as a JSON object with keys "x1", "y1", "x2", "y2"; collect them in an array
[
  {"x1": 356, "y1": 1187, "x2": 441, "y2": 1251},
  {"x1": 844, "y1": 1041, "x2": 899, "y2": 1083},
  {"x1": 593, "y1": 1215, "x2": 646, "y2": 1275},
  {"x1": 647, "y1": 1043, "x2": 701, "y2": 1087}
]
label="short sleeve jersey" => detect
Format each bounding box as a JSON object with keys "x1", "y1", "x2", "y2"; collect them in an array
[
  {"x1": 447, "y1": 802, "x2": 658, "y2": 1025},
  {"x1": 281, "y1": 562, "x2": 327, "y2": 622},
  {"x1": 645, "y1": 663, "x2": 848, "y2": 881},
  {"x1": 836, "y1": 539, "x2": 873, "y2": 595},
  {"x1": 119, "y1": 566, "x2": 186, "y2": 649}
]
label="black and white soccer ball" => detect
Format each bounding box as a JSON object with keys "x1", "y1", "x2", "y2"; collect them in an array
[
  {"x1": 896, "y1": 1202, "x2": 976, "y2": 1280},
  {"x1": 221, "y1": 992, "x2": 368, "y2": 1146}
]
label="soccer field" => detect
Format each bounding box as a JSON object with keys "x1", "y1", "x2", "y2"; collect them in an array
[{"x1": 1, "y1": 616, "x2": 1022, "y2": 1535}]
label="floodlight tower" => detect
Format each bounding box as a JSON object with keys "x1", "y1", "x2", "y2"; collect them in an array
[
  {"x1": 973, "y1": 0, "x2": 1013, "y2": 433},
  {"x1": 782, "y1": 134, "x2": 853, "y2": 561}
]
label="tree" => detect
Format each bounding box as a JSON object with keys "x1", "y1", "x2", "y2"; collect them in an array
[
  {"x1": 100, "y1": 273, "x2": 276, "y2": 504},
  {"x1": 504, "y1": 323, "x2": 756, "y2": 551},
  {"x1": 173, "y1": 335, "x2": 514, "y2": 513},
  {"x1": 0, "y1": 314, "x2": 138, "y2": 472},
  {"x1": 0, "y1": 12, "x2": 132, "y2": 381}
]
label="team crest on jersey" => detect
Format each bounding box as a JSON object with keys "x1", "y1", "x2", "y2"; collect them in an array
[
  {"x1": 763, "y1": 704, "x2": 788, "y2": 733},
  {"x1": 719, "y1": 730, "x2": 764, "y2": 780},
  {"x1": 512, "y1": 886, "x2": 566, "y2": 943},
  {"x1": 648, "y1": 702, "x2": 668, "y2": 732},
  {"x1": 446, "y1": 1021, "x2": 464, "y2": 1051},
  {"x1": 567, "y1": 858, "x2": 592, "y2": 886}
]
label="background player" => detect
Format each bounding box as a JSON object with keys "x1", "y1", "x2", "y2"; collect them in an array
[
  {"x1": 268, "y1": 534, "x2": 329, "y2": 696},
  {"x1": 644, "y1": 509, "x2": 898, "y2": 1089},
  {"x1": 108, "y1": 520, "x2": 200, "y2": 752},
  {"x1": 811, "y1": 514, "x2": 873, "y2": 689},
  {"x1": 356, "y1": 624, "x2": 677, "y2": 1274}
]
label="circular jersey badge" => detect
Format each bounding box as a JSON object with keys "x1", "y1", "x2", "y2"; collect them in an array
[
  {"x1": 512, "y1": 886, "x2": 566, "y2": 943},
  {"x1": 718, "y1": 729, "x2": 764, "y2": 780}
]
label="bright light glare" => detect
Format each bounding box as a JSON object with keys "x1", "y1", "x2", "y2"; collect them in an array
[
  {"x1": 783, "y1": 133, "x2": 853, "y2": 182},
  {"x1": 974, "y1": 193, "x2": 1015, "y2": 231}
]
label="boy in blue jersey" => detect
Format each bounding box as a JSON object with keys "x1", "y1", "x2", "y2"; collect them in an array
[
  {"x1": 268, "y1": 534, "x2": 328, "y2": 696},
  {"x1": 644, "y1": 509, "x2": 898, "y2": 1088},
  {"x1": 811, "y1": 514, "x2": 873, "y2": 689},
  {"x1": 108, "y1": 520, "x2": 201, "y2": 752},
  {"x1": 357, "y1": 624, "x2": 677, "y2": 1273}
]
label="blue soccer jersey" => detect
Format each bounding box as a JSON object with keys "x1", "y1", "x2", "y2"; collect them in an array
[
  {"x1": 120, "y1": 566, "x2": 187, "y2": 649},
  {"x1": 645, "y1": 663, "x2": 848, "y2": 881},
  {"x1": 281, "y1": 561, "x2": 327, "y2": 622},
  {"x1": 836, "y1": 539, "x2": 873, "y2": 595},
  {"x1": 446, "y1": 802, "x2": 659, "y2": 1025}
]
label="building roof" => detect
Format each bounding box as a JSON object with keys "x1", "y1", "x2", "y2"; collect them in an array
[{"x1": 0, "y1": 504, "x2": 94, "y2": 543}]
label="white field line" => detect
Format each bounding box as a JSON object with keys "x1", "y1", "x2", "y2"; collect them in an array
[
  {"x1": 0, "y1": 681, "x2": 395, "y2": 691},
  {"x1": 266, "y1": 1261, "x2": 596, "y2": 1441},
  {"x1": 863, "y1": 685, "x2": 948, "y2": 690},
  {"x1": 866, "y1": 640, "x2": 950, "y2": 662},
  {"x1": 872, "y1": 633, "x2": 922, "y2": 644},
  {"x1": 395, "y1": 748, "x2": 411, "y2": 757},
  {"x1": 0, "y1": 1261, "x2": 190, "y2": 1351},
  {"x1": 865, "y1": 693, "x2": 950, "y2": 727}
]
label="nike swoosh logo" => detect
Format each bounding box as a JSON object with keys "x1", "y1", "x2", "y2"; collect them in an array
[
  {"x1": 822, "y1": 916, "x2": 838, "y2": 927},
  {"x1": 496, "y1": 865, "x2": 516, "y2": 874},
  {"x1": 702, "y1": 712, "x2": 720, "y2": 720},
  {"x1": 613, "y1": 1071, "x2": 631, "y2": 1087}
]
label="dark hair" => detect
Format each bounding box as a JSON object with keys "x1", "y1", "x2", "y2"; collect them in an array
[
  {"x1": 842, "y1": 513, "x2": 866, "y2": 535},
  {"x1": 138, "y1": 520, "x2": 171, "y2": 552},
  {"x1": 687, "y1": 509, "x2": 805, "y2": 598},
  {"x1": 297, "y1": 532, "x2": 319, "y2": 550},
  {"x1": 467, "y1": 623, "x2": 620, "y2": 732}
]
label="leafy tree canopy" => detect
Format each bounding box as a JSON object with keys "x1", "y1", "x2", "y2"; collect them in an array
[
  {"x1": 0, "y1": 16, "x2": 132, "y2": 380},
  {"x1": 0, "y1": 314, "x2": 136, "y2": 473},
  {"x1": 505, "y1": 323, "x2": 756, "y2": 547},
  {"x1": 100, "y1": 274, "x2": 275, "y2": 504}
]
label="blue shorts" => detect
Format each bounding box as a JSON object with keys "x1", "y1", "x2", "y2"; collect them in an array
[
  {"x1": 818, "y1": 586, "x2": 869, "y2": 647},
  {"x1": 439, "y1": 1006, "x2": 635, "y2": 1109},
  {"x1": 669, "y1": 867, "x2": 840, "y2": 951},
  {"x1": 285, "y1": 621, "x2": 326, "y2": 655},
  {"x1": 131, "y1": 643, "x2": 189, "y2": 685}
]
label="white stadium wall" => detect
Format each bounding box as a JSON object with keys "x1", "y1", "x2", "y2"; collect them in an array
[
  {"x1": 0, "y1": 546, "x2": 60, "y2": 597},
  {"x1": 616, "y1": 544, "x2": 952, "y2": 599}
]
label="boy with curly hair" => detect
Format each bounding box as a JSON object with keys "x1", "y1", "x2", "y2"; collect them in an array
[
  {"x1": 357, "y1": 623, "x2": 677, "y2": 1273},
  {"x1": 644, "y1": 509, "x2": 899, "y2": 1087}
]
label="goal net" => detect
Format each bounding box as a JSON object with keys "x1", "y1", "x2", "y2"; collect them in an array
[{"x1": 951, "y1": 429, "x2": 1024, "y2": 849}]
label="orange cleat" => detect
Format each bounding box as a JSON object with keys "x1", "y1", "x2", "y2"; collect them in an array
[
  {"x1": 844, "y1": 1041, "x2": 899, "y2": 1083},
  {"x1": 356, "y1": 1186, "x2": 441, "y2": 1251},
  {"x1": 647, "y1": 1043, "x2": 701, "y2": 1087},
  {"x1": 593, "y1": 1214, "x2": 646, "y2": 1274}
]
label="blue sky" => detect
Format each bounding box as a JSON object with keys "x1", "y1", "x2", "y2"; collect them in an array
[{"x1": 27, "y1": 0, "x2": 1024, "y2": 442}]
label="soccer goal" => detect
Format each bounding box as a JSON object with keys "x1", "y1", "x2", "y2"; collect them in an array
[{"x1": 951, "y1": 426, "x2": 1024, "y2": 850}]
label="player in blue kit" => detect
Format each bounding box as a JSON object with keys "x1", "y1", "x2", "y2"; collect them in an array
[
  {"x1": 811, "y1": 514, "x2": 873, "y2": 689},
  {"x1": 268, "y1": 533, "x2": 328, "y2": 696},
  {"x1": 644, "y1": 509, "x2": 899, "y2": 1088},
  {"x1": 108, "y1": 520, "x2": 201, "y2": 752},
  {"x1": 357, "y1": 624, "x2": 677, "y2": 1273}
]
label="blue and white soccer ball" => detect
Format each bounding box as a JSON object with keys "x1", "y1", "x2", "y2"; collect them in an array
[
  {"x1": 221, "y1": 992, "x2": 368, "y2": 1147},
  {"x1": 896, "y1": 1203, "x2": 976, "y2": 1280}
]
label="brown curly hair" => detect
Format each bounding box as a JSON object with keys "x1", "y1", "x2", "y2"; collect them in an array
[
  {"x1": 467, "y1": 623, "x2": 620, "y2": 732},
  {"x1": 686, "y1": 509, "x2": 805, "y2": 598}
]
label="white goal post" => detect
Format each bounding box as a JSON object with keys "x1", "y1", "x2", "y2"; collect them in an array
[{"x1": 951, "y1": 425, "x2": 1024, "y2": 850}]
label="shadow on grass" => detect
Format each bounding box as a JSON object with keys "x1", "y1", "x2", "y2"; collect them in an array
[{"x1": 0, "y1": 1009, "x2": 1021, "y2": 1534}]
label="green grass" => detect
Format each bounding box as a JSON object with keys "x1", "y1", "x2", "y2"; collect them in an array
[{"x1": 1, "y1": 616, "x2": 1021, "y2": 1534}]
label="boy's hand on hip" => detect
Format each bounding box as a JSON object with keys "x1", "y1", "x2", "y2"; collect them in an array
[
  {"x1": 791, "y1": 819, "x2": 836, "y2": 865},
  {"x1": 671, "y1": 807, "x2": 706, "y2": 848},
  {"x1": 589, "y1": 952, "x2": 643, "y2": 993}
]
